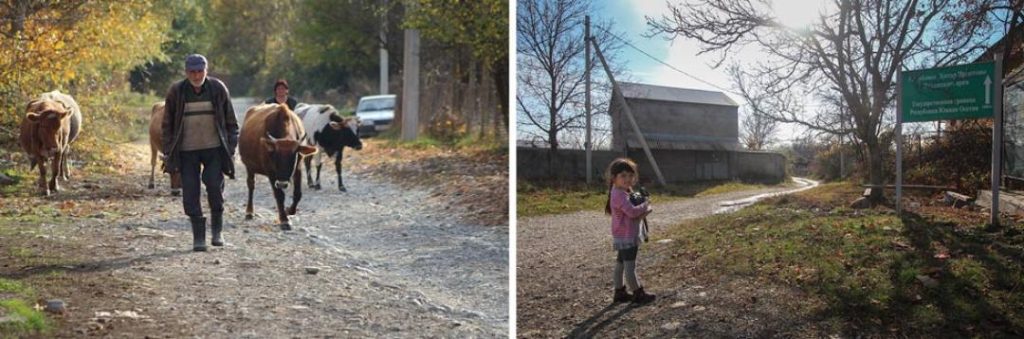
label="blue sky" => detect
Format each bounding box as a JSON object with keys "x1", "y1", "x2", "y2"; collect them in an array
[
  {"x1": 526, "y1": 0, "x2": 1016, "y2": 145},
  {"x1": 588, "y1": 0, "x2": 671, "y2": 85}
]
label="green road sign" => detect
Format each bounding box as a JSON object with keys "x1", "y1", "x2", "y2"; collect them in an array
[{"x1": 900, "y1": 62, "x2": 996, "y2": 122}]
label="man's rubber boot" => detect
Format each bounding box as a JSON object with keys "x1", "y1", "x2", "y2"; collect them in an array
[
  {"x1": 190, "y1": 216, "x2": 207, "y2": 252},
  {"x1": 210, "y1": 212, "x2": 224, "y2": 247}
]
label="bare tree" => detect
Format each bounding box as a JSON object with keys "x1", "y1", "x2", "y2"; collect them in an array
[
  {"x1": 649, "y1": 0, "x2": 1004, "y2": 201},
  {"x1": 740, "y1": 109, "x2": 778, "y2": 150},
  {"x1": 516, "y1": 0, "x2": 622, "y2": 151},
  {"x1": 730, "y1": 65, "x2": 785, "y2": 150}
]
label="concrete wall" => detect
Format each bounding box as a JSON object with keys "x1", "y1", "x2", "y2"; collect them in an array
[
  {"x1": 518, "y1": 147, "x2": 787, "y2": 184},
  {"x1": 611, "y1": 98, "x2": 740, "y2": 151}
]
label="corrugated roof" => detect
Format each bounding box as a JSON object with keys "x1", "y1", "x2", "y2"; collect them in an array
[{"x1": 618, "y1": 82, "x2": 739, "y2": 107}]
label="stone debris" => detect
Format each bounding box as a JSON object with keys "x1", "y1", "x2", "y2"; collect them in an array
[{"x1": 45, "y1": 299, "x2": 66, "y2": 314}]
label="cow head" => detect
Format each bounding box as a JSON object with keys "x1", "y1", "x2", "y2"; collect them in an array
[
  {"x1": 261, "y1": 133, "x2": 318, "y2": 189},
  {"x1": 25, "y1": 100, "x2": 71, "y2": 157},
  {"x1": 326, "y1": 115, "x2": 363, "y2": 151}
]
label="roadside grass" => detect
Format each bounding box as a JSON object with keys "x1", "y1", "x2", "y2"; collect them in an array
[
  {"x1": 0, "y1": 300, "x2": 49, "y2": 334},
  {"x1": 0, "y1": 278, "x2": 34, "y2": 297},
  {"x1": 0, "y1": 265, "x2": 49, "y2": 336},
  {"x1": 0, "y1": 168, "x2": 30, "y2": 196},
  {"x1": 663, "y1": 181, "x2": 1024, "y2": 336},
  {"x1": 518, "y1": 179, "x2": 792, "y2": 217}
]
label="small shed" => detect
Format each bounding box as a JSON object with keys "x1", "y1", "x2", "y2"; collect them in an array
[{"x1": 611, "y1": 82, "x2": 740, "y2": 151}]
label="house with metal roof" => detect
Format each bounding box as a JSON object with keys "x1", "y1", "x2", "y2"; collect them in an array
[{"x1": 611, "y1": 82, "x2": 741, "y2": 151}]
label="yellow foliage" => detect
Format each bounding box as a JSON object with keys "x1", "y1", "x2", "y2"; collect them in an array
[{"x1": 0, "y1": 1, "x2": 169, "y2": 130}]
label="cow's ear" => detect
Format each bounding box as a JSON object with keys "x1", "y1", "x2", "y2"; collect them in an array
[
  {"x1": 260, "y1": 137, "x2": 276, "y2": 152},
  {"x1": 25, "y1": 100, "x2": 39, "y2": 113},
  {"x1": 298, "y1": 145, "x2": 318, "y2": 157},
  {"x1": 328, "y1": 121, "x2": 342, "y2": 130},
  {"x1": 25, "y1": 112, "x2": 41, "y2": 122}
]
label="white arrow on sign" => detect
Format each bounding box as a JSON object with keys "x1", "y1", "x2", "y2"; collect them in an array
[{"x1": 984, "y1": 75, "x2": 992, "y2": 105}]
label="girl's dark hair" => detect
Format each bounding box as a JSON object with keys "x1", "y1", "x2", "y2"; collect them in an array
[{"x1": 605, "y1": 158, "x2": 638, "y2": 214}]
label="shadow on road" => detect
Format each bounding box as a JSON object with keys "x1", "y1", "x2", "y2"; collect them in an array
[
  {"x1": 4, "y1": 249, "x2": 189, "y2": 280},
  {"x1": 567, "y1": 303, "x2": 639, "y2": 338}
]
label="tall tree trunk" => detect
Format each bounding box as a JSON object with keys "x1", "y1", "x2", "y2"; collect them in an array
[
  {"x1": 491, "y1": 67, "x2": 500, "y2": 139},
  {"x1": 866, "y1": 138, "x2": 884, "y2": 202},
  {"x1": 547, "y1": 58, "x2": 558, "y2": 151},
  {"x1": 492, "y1": 55, "x2": 508, "y2": 130}
]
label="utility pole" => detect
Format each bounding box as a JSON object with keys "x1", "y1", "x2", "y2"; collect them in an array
[
  {"x1": 401, "y1": 2, "x2": 420, "y2": 141},
  {"x1": 585, "y1": 16, "x2": 593, "y2": 184},
  {"x1": 592, "y1": 38, "x2": 667, "y2": 186},
  {"x1": 379, "y1": 0, "x2": 389, "y2": 94}
]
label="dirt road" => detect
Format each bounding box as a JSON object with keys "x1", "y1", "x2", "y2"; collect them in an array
[
  {"x1": 2, "y1": 135, "x2": 508, "y2": 337},
  {"x1": 516, "y1": 179, "x2": 817, "y2": 338}
]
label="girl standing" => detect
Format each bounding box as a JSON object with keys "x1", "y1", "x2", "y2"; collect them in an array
[{"x1": 605, "y1": 158, "x2": 656, "y2": 304}]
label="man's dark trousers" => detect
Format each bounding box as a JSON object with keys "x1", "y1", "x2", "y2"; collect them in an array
[{"x1": 179, "y1": 147, "x2": 224, "y2": 217}]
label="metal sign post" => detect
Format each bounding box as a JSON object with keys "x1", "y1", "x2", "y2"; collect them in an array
[
  {"x1": 896, "y1": 72, "x2": 903, "y2": 216},
  {"x1": 992, "y1": 54, "x2": 1004, "y2": 226}
]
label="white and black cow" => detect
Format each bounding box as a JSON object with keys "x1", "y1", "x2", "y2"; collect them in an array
[{"x1": 294, "y1": 103, "x2": 363, "y2": 191}]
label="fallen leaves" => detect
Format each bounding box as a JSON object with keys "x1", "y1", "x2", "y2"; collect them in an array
[{"x1": 348, "y1": 139, "x2": 508, "y2": 226}]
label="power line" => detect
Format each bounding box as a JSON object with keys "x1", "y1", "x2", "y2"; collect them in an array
[{"x1": 594, "y1": 25, "x2": 739, "y2": 96}]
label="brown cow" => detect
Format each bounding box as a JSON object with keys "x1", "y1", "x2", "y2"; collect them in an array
[
  {"x1": 239, "y1": 103, "x2": 317, "y2": 230},
  {"x1": 19, "y1": 90, "x2": 82, "y2": 196},
  {"x1": 147, "y1": 102, "x2": 182, "y2": 195}
]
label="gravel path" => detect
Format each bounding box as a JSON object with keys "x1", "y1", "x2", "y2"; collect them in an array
[
  {"x1": 20, "y1": 136, "x2": 508, "y2": 337},
  {"x1": 516, "y1": 179, "x2": 816, "y2": 337}
]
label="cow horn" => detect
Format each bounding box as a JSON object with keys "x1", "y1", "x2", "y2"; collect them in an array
[{"x1": 266, "y1": 133, "x2": 277, "y2": 142}]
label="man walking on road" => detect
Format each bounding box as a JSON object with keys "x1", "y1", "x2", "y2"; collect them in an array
[{"x1": 161, "y1": 54, "x2": 239, "y2": 252}]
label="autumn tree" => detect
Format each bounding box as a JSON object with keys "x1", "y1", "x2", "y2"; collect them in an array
[
  {"x1": 200, "y1": 0, "x2": 297, "y2": 95},
  {"x1": 290, "y1": 0, "x2": 405, "y2": 96},
  {"x1": 0, "y1": 0, "x2": 168, "y2": 132},
  {"x1": 649, "y1": 0, "x2": 1001, "y2": 201},
  {"x1": 404, "y1": 0, "x2": 509, "y2": 135}
]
